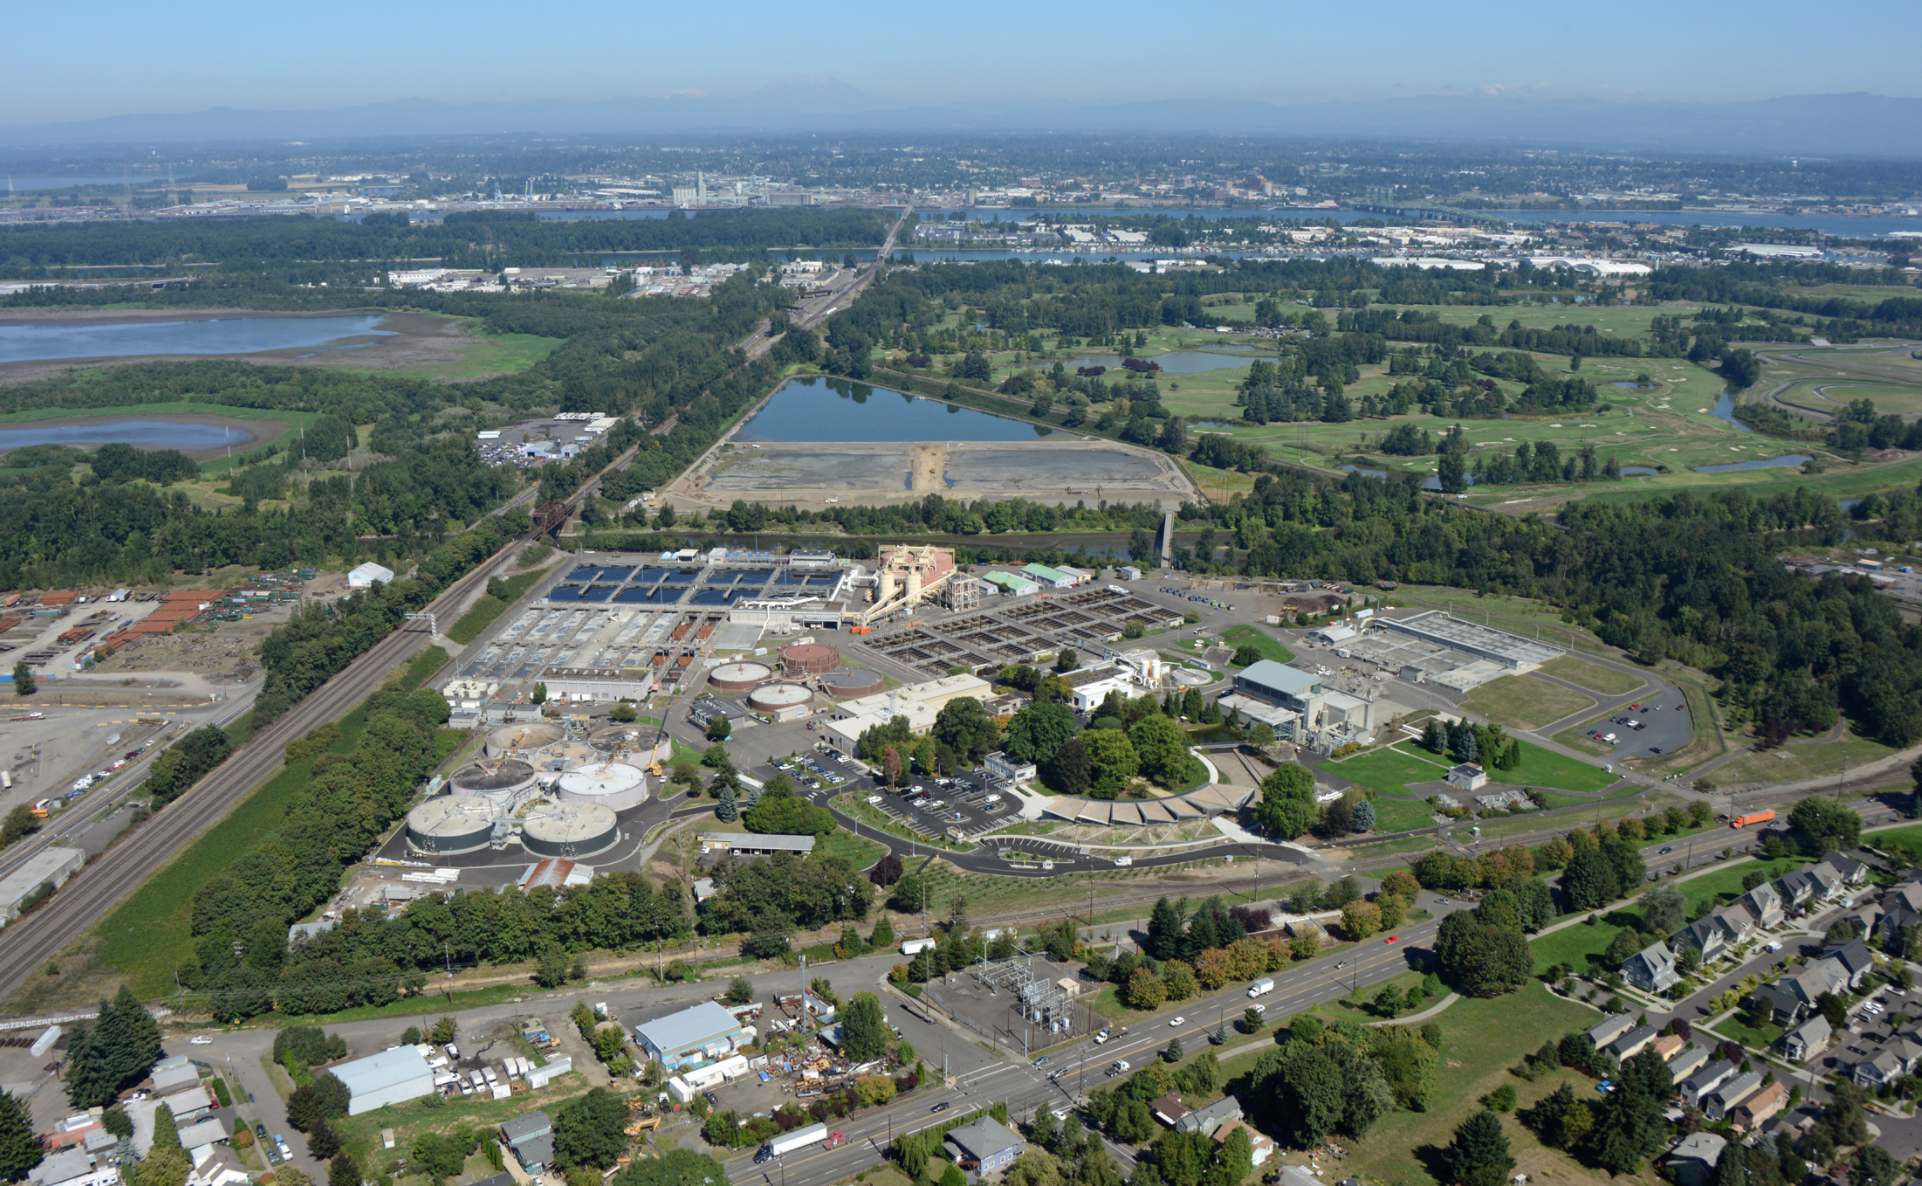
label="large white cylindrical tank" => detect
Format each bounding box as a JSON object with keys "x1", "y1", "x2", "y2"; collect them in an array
[
  {"x1": 555, "y1": 761, "x2": 650, "y2": 811},
  {"x1": 746, "y1": 682, "x2": 813, "y2": 713},
  {"x1": 709, "y1": 661, "x2": 774, "y2": 692},
  {"x1": 406, "y1": 798, "x2": 501, "y2": 855},
  {"x1": 521, "y1": 801, "x2": 619, "y2": 858}
]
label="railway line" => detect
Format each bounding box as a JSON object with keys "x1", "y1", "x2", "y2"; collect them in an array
[{"x1": 0, "y1": 448, "x2": 630, "y2": 1003}]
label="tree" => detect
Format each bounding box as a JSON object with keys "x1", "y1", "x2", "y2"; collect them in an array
[
  {"x1": 869, "y1": 853, "x2": 903, "y2": 888},
  {"x1": 615, "y1": 1150, "x2": 730, "y2": 1186},
  {"x1": 1442, "y1": 1111, "x2": 1515, "y2": 1186},
  {"x1": 840, "y1": 992, "x2": 888, "y2": 1061},
  {"x1": 532, "y1": 681, "x2": 548, "y2": 705},
  {"x1": 1001, "y1": 702, "x2": 1077, "y2": 767},
  {"x1": 412, "y1": 1131, "x2": 475, "y2": 1186},
  {"x1": 1560, "y1": 848, "x2": 1622, "y2": 912},
  {"x1": 1641, "y1": 884, "x2": 1687, "y2": 935},
  {"x1": 1341, "y1": 900, "x2": 1382, "y2": 940},
  {"x1": 10, "y1": 663, "x2": 33, "y2": 698},
  {"x1": 554, "y1": 1088, "x2": 629, "y2": 1170},
  {"x1": 1129, "y1": 714, "x2": 1191, "y2": 788},
  {"x1": 932, "y1": 697, "x2": 1000, "y2": 761},
  {"x1": 1606, "y1": 927, "x2": 1646, "y2": 969},
  {"x1": 1352, "y1": 799, "x2": 1377, "y2": 832},
  {"x1": 869, "y1": 915, "x2": 896, "y2": 950},
  {"x1": 328, "y1": 1152, "x2": 361, "y2": 1186},
  {"x1": 715, "y1": 782, "x2": 739, "y2": 822},
  {"x1": 1240, "y1": 1007, "x2": 1266, "y2": 1034},
  {"x1": 1788, "y1": 797, "x2": 1860, "y2": 856},
  {"x1": 1081, "y1": 730, "x2": 1140, "y2": 798},
  {"x1": 65, "y1": 987, "x2": 164, "y2": 1109},
  {"x1": 706, "y1": 717, "x2": 732, "y2": 742},
  {"x1": 1127, "y1": 967, "x2": 1167, "y2": 1010},
  {"x1": 0, "y1": 1091, "x2": 42, "y2": 1182},
  {"x1": 1045, "y1": 737, "x2": 1092, "y2": 796},
  {"x1": 1147, "y1": 897, "x2": 1185, "y2": 960},
  {"x1": 725, "y1": 977, "x2": 755, "y2": 1006},
  {"x1": 1254, "y1": 763, "x2": 1318, "y2": 839}
]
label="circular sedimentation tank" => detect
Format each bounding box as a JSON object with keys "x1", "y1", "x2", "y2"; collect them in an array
[
  {"x1": 449, "y1": 759, "x2": 541, "y2": 809},
  {"x1": 816, "y1": 667, "x2": 885, "y2": 698},
  {"x1": 709, "y1": 661, "x2": 774, "y2": 692},
  {"x1": 406, "y1": 797, "x2": 501, "y2": 855},
  {"x1": 1168, "y1": 668, "x2": 1214, "y2": 688},
  {"x1": 747, "y1": 681, "x2": 813, "y2": 713},
  {"x1": 538, "y1": 740, "x2": 597, "y2": 770},
  {"x1": 555, "y1": 761, "x2": 650, "y2": 811},
  {"x1": 780, "y1": 643, "x2": 839, "y2": 677},
  {"x1": 521, "y1": 801, "x2": 619, "y2": 858},
  {"x1": 483, "y1": 720, "x2": 565, "y2": 759}
]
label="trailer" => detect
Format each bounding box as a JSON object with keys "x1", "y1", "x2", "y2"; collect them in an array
[
  {"x1": 1731, "y1": 810, "x2": 1777, "y2": 828},
  {"x1": 901, "y1": 938, "x2": 938, "y2": 956},
  {"x1": 765, "y1": 1123, "x2": 829, "y2": 1157}
]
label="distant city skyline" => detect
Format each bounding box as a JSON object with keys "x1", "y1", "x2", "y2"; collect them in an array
[{"x1": 6, "y1": 0, "x2": 1922, "y2": 127}]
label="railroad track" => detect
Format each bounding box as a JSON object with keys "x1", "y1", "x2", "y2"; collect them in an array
[{"x1": 0, "y1": 448, "x2": 633, "y2": 1003}]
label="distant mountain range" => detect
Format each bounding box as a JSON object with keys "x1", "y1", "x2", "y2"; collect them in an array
[{"x1": 3, "y1": 86, "x2": 1919, "y2": 156}]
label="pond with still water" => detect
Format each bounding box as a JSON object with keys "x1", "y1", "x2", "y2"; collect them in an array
[
  {"x1": 0, "y1": 315, "x2": 392, "y2": 365},
  {"x1": 735, "y1": 376, "x2": 1053, "y2": 443},
  {"x1": 1694, "y1": 454, "x2": 1811, "y2": 474},
  {"x1": 0, "y1": 419, "x2": 257, "y2": 453}
]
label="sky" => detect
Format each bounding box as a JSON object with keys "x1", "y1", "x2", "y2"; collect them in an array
[{"x1": 9, "y1": 0, "x2": 1922, "y2": 125}]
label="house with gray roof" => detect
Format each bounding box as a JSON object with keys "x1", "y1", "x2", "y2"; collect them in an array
[
  {"x1": 1781, "y1": 1015, "x2": 1832, "y2": 1062},
  {"x1": 943, "y1": 1116, "x2": 1024, "y2": 1174},
  {"x1": 1750, "y1": 983, "x2": 1805, "y2": 1027},
  {"x1": 1674, "y1": 917, "x2": 1732, "y2": 964},
  {"x1": 1585, "y1": 1014, "x2": 1636, "y2": 1049},
  {"x1": 1782, "y1": 964, "x2": 1844, "y2": 1010},
  {"x1": 1679, "y1": 1060, "x2": 1738, "y2": 1108},
  {"x1": 1668, "y1": 1133, "x2": 1728, "y2": 1186},
  {"x1": 1877, "y1": 902, "x2": 1922, "y2": 948},
  {"x1": 1852, "y1": 1037, "x2": 1922, "y2": 1089},
  {"x1": 1174, "y1": 1096, "x2": 1244, "y2": 1137},
  {"x1": 1820, "y1": 939, "x2": 1875, "y2": 990},
  {"x1": 1666, "y1": 1044, "x2": 1710, "y2": 1081},
  {"x1": 1821, "y1": 853, "x2": 1868, "y2": 885},
  {"x1": 1623, "y1": 941, "x2": 1680, "y2": 994},
  {"x1": 1603, "y1": 1025, "x2": 1660, "y2": 1062},
  {"x1": 1716, "y1": 902, "x2": 1758, "y2": 941},
  {"x1": 1739, "y1": 884, "x2": 1785, "y2": 930},
  {"x1": 1703, "y1": 1071, "x2": 1765, "y2": 1120}
]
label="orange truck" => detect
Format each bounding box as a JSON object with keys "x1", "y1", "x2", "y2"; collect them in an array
[{"x1": 1730, "y1": 810, "x2": 1777, "y2": 828}]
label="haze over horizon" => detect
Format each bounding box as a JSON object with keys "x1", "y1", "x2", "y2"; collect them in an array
[{"x1": 7, "y1": 0, "x2": 1921, "y2": 130}]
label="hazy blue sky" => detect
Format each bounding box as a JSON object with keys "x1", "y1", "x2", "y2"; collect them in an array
[{"x1": 8, "y1": 0, "x2": 1922, "y2": 124}]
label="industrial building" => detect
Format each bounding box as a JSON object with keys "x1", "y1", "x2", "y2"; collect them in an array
[
  {"x1": 819, "y1": 673, "x2": 992, "y2": 756},
  {"x1": 348, "y1": 562, "x2": 397, "y2": 589},
  {"x1": 854, "y1": 584, "x2": 1179, "y2": 680},
  {"x1": 335, "y1": 1046, "x2": 436, "y2": 1114},
  {"x1": 701, "y1": 833, "x2": 816, "y2": 857},
  {"x1": 632, "y1": 1001, "x2": 751, "y2": 1069},
  {"x1": 0, "y1": 846, "x2": 85, "y2": 920},
  {"x1": 1215, "y1": 659, "x2": 1375, "y2": 746},
  {"x1": 1375, "y1": 611, "x2": 1564, "y2": 668}
]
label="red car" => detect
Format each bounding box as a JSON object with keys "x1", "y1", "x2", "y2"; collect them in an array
[{"x1": 1385, "y1": 936, "x2": 1399, "y2": 944}]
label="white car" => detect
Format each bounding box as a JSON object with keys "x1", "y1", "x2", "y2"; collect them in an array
[
  {"x1": 188, "y1": 1036, "x2": 213, "y2": 1045},
  {"x1": 1170, "y1": 1016, "x2": 1185, "y2": 1027}
]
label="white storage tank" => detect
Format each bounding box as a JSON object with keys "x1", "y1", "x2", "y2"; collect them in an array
[
  {"x1": 555, "y1": 761, "x2": 649, "y2": 811},
  {"x1": 521, "y1": 801, "x2": 619, "y2": 858},
  {"x1": 406, "y1": 798, "x2": 502, "y2": 855}
]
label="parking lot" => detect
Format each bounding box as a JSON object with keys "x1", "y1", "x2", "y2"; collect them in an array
[
  {"x1": 854, "y1": 768, "x2": 1017, "y2": 842},
  {"x1": 753, "y1": 749, "x2": 864, "y2": 800},
  {"x1": 1580, "y1": 691, "x2": 1693, "y2": 761}
]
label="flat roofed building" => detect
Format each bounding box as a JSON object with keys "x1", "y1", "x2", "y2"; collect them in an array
[
  {"x1": 633, "y1": 1001, "x2": 746, "y2": 1069},
  {"x1": 335, "y1": 1046, "x2": 435, "y2": 1115},
  {"x1": 700, "y1": 833, "x2": 815, "y2": 857}
]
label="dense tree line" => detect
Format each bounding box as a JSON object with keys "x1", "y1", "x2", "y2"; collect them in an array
[
  {"x1": 0, "y1": 209, "x2": 894, "y2": 278},
  {"x1": 63, "y1": 986, "x2": 163, "y2": 1108}
]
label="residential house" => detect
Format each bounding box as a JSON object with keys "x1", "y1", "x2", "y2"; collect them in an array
[
  {"x1": 1852, "y1": 1036, "x2": 1922, "y2": 1089},
  {"x1": 1585, "y1": 1014, "x2": 1636, "y2": 1049},
  {"x1": 1679, "y1": 1060, "x2": 1738, "y2": 1108},
  {"x1": 1150, "y1": 1093, "x2": 1192, "y2": 1128},
  {"x1": 1652, "y1": 1034, "x2": 1686, "y2": 1061},
  {"x1": 1781, "y1": 1015, "x2": 1832, "y2": 1062},
  {"x1": 1604, "y1": 1025, "x2": 1660, "y2": 1062},
  {"x1": 942, "y1": 1116, "x2": 1024, "y2": 1174},
  {"x1": 1674, "y1": 917, "x2": 1732, "y2": 964},
  {"x1": 1821, "y1": 853, "x2": 1869, "y2": 886},
  {"x1": 1885, "y1": 881, "x2": 1922, "y2": 916},
  {"x1": 188, "y1": 1147, "x2": 249, "y2": 1186},
  {"x1": 1703, "y1": 1071, "x2": 1765, "y2": 1121},
  {"x1": 1211, "y1": 1119, "x2": 1276, "y2": 1168},
  {"x1": 1877, "y1": 902, "x2": 1922, "y2": 949},
  {"x1": 1774, "y1": 871, "x2": 1819, "y2": 914},
  {"x1": 500, "y1": 1111, "x2": 554, "y2": 1172},
  {"x1": 1739, "y1": 884, "x2": 1785, "y2": 930},
  {"x1": 27, "y1": 1150, "x2": 118, "y2": 1186},
  {"x1": 1623, "y1": 942, "x2": 1681, "y2": 994},
  {"x1": 1668, "y1": 1133, "x2": 1728, "y2": 1186},
  {"x1": 1820, "y1": 939, "x2": 1875, "y2": 991},
  {"x1": 1782, "y1": 964, "x2": 1844, "y2": 1012},
  {"x1": 1174, "y1": 1096, "x2": 1244, "y2": 1137},
  {"x1": 1750, "y1": 983, "x2": 1806, "y2": 1028},
  {"x1": 1733, "y1": 1081, "x2": 1789, "y2": 1131},
  {"x1": 1666, "y1": 1044, "x2": 1710, "y2": 1081},
  {"x1": 1716, "y1": 902, "x2": 1759, "y2": 943}
]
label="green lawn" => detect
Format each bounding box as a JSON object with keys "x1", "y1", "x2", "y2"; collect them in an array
[
  {"x1": 1369, "y1": 797, "x2": 1440, "y2": 834},
  {"x1": 1539, "y1": 656, "x2": 1645, "y2": 696},
  {"x1": 1530, "y1": 909, "x2": 1646, "y2": 974},
  {"x1": 1221, "y1": 624, "x2": 1295, "y2": 666},
  {"x1": 446, "y1": 568, "x2": 548, "y2": 644},
  {"x1": 1496, "y1": 741, "x2": 1618, "y2": 793},
  {"x1": 1330, "y1": 743, "x2": 1452, "y2": 798},
  {"x1": 1463, "y1": 675, "x2": 1595, "y2": 730},
  {"x1": 815, "y1": 828, "x2": 890, "y2": 871},
  {"x1": 1708, "y1": 1015, "x2": 1784, "y2": 1048}
]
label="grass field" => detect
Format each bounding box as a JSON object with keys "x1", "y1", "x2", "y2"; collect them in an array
[
  {"x1": 381, "y1": 317, "x2": 565, "y2": 380},
  {"x1": 1540, "y1": 656, "x2": 1644, "y2": 696},
  {"x1": 1327, "y1": 985, "x2": 1606, "y2": 1186},
  {"x1": 1708, "y1": 730, "x2": 1897, "y2": 788},
  {"x1": 815, "y1": 828, "x2": 891, "y2": 871},
  {"x1": 1222, "y1": 624, "x2": 1295, "y2": 666},
  {"x1": 1370, "y1": 797, "x2": 1441, "y2": 834},
  {"x1": 1463, "y1": 675, "x2": 1595, "y2": 730},
  {"x1": 89, "y1": 647, "x2": 453, "y2": 998},
  {"x1": 1498, "y1": 742, "x2": 1619, "y2": 793},
  {"x1": 1330, "y1": 743, "x2": 1453, "y2": 798}
]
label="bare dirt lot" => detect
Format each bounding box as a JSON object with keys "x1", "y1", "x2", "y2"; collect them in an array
[{"x1": 88, "y1": 610, "x2": 289, "y2": 684}]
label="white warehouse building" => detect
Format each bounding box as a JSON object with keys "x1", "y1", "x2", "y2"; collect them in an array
[{"x1": 334, "y1": 1046, "x2": 436, "y2": 1114}]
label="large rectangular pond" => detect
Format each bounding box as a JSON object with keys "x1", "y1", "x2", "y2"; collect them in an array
[
  {"x1": 0, "y1": 314, "x2": 393, "y2": 365},
  {"x1": 0, "y1": 418, "x2": 259, "y2": 453},
  {"x1": 736, "y1": 376, "x2": 1053, "y2": 442}
]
